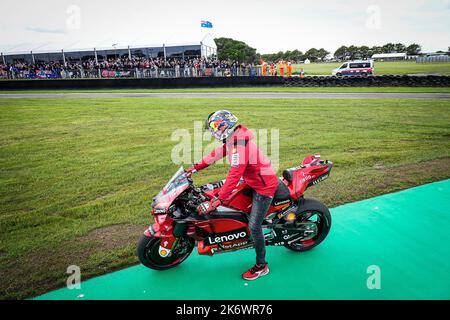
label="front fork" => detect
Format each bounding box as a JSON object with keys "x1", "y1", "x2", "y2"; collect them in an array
[{"x1": 144, "y1": 214, "x2": 177, "y2": 258}]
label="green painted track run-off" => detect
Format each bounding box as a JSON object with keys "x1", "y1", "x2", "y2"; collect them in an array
[{"x1": 35, "y1": 180, "x2": 450, "y2": 300}]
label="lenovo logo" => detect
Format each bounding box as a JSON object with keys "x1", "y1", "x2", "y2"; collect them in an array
[{"x1": 205, "y1": 229, "x2": 248, "y2": 245}]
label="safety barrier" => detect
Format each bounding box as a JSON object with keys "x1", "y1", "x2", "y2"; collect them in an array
[
  {"x1": 0, "y1": 76, "x2": 283, "y2": 90},
  {"x1": 284, "y1": 75, "x2": 450, "y2": 87},
  {"x1": 0, "y1": 75, "x2": 449, "y2": 90}
]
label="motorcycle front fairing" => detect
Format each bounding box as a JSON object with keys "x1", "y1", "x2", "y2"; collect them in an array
[{"x1": 145, "y1": 167, "x2": 189, "y2": 257}]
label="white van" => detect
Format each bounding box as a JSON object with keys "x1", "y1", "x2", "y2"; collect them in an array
[{"x1": 332, "y1": 60, "x2": 374, "y2": 76}]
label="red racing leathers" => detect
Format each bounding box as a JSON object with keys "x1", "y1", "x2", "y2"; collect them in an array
[{"x1": 193, "y1": 125, "x2": 278, "y2": 203}]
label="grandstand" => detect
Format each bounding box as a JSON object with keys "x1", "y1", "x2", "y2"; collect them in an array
[{"x1": 1, "y1": 34, "x2": 217, "y2": 64}]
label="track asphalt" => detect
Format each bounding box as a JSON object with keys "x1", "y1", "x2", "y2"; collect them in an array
[
  {"x1": 1, "y1": 92, "x2": 450, "y2": 99},
  {"x1": 35, "y1": 179, "x2": 450, "y2": 300}
]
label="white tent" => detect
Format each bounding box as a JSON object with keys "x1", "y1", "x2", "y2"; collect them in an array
[
  {"x1": 372, "y1": 53, "x2": 407, "y2": 60},
  {"x1": 200, "y1": 33, "x2": 217, "y2": 58}
]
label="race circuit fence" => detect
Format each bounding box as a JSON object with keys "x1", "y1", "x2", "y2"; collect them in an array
[
  {"x1": 0, "y1": 66, "x2": 263, "y2": 80},
  {"x1": 416, "y1": 55, "x2": 450, "y2": 63}
]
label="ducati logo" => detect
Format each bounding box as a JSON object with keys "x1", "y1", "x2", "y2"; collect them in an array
[{"x1": 300, "y1": 175, "x2": 313, "y2": 184}]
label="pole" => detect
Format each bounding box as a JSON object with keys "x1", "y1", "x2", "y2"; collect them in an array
[
  {"x1": 163, "y1": 43, "x2": 166, "y2": 61},
  {"x1": 94, "y1": 48, "x2": 98, "y2": 64},
  {"x1": 62, "y1": 49, "x2": 66, "y2": 66},
  {"x1": 1, "y1": 53, "x2": 5, "y2": 64},
  {"x1": 31, "y1": 51, "x2": 35, "y2": 64},
  {"x1": 128, "y1": 46, "x2": 131, "y2": 60}
]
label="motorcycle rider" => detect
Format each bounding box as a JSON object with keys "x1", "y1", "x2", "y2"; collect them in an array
[{"x1": 186, "y1": 110, "x2": 278, "y2": 280}]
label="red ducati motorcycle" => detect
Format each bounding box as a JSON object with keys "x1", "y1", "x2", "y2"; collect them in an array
[{"x1": 138, "y1": 155, "x2": 333, "y2": 270}]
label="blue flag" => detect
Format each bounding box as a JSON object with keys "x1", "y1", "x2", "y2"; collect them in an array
[{"x1": 201, "y1": 20, "x2": 213, "y2": 28}]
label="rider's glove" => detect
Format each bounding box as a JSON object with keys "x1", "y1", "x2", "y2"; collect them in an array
[
  {"x1": 197, "y1": 197, "x2": 222, "y2": 215},
  {"x1": 185, "y1": 166, "x2": 197, "y2": 178}
]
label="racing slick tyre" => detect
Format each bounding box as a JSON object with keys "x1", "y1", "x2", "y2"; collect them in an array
[
  {"x1": 137, "y1": 235, "x2": 195, "y2": 270},
  {"x1": 284, "y1": 198, "x2": 332, "y2": 252}
]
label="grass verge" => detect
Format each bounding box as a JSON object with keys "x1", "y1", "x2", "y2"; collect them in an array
[
  {"x1": 0, "y1": 97, "x2": 449, "y2": 299},
  {"x1": 1, "y1": 86, "x2": 450, "y2": 94}
]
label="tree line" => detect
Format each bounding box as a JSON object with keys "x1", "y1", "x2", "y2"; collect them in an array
[
  {"x1": 214, "y1": 37, "x2": 259, "y2": 63},
  {"x1": 214, "y1": 38, "x2": 433, "y2": 63},
  {"x1": 261, "y1": 43, "x2": 422, "y2": 62},
  {"x1": 333, "y1": 43, "x2": 421, "y2": 60},
  {"x1": 260, "y1": 48, "x2": 330, "y2": 63}
]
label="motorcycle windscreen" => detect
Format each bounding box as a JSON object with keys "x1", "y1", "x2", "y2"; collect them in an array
[{"x1": 153, "y1": 167, "x2": 189, "y2": 209}]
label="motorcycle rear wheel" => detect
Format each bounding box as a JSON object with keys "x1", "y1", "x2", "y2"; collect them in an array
[
  {"x1": 137, "y1": 235, "x2": 195, "y2": 270},
  {"x1": 284, "y1": 198, "x2": 332, "y2": 252}
]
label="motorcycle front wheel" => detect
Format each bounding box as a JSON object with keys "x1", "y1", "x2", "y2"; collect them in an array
[{"x1": 137, "y1": 235, "x2": 195, "y2": 270}]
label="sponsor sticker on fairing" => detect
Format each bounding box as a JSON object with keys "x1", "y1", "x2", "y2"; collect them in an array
[
  {"x1": 158, "y1": 246, "x2": 171, "y2": 257},
  {"x1": 220, "y1": 241, "x2": 249, "y2": 250},
  {"x1": 231, "y1": 152, "x2": 239, "y2": 167}
]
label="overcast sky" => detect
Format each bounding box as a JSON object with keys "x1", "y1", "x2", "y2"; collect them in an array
[{"x1": 1, "y1": 0, "x2": 449, "y2": 54}]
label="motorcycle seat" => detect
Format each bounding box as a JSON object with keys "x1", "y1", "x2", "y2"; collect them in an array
[
  {"x1": 283, "y1": 169, "x2": 295, "y2": 183},
  {"x1": 273, "y1": 179, "x2": 291, "y2": 203}
]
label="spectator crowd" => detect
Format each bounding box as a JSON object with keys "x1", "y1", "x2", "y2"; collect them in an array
[{"x1": 0, "y1": 56, "x2": 261, "y2": 79}]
